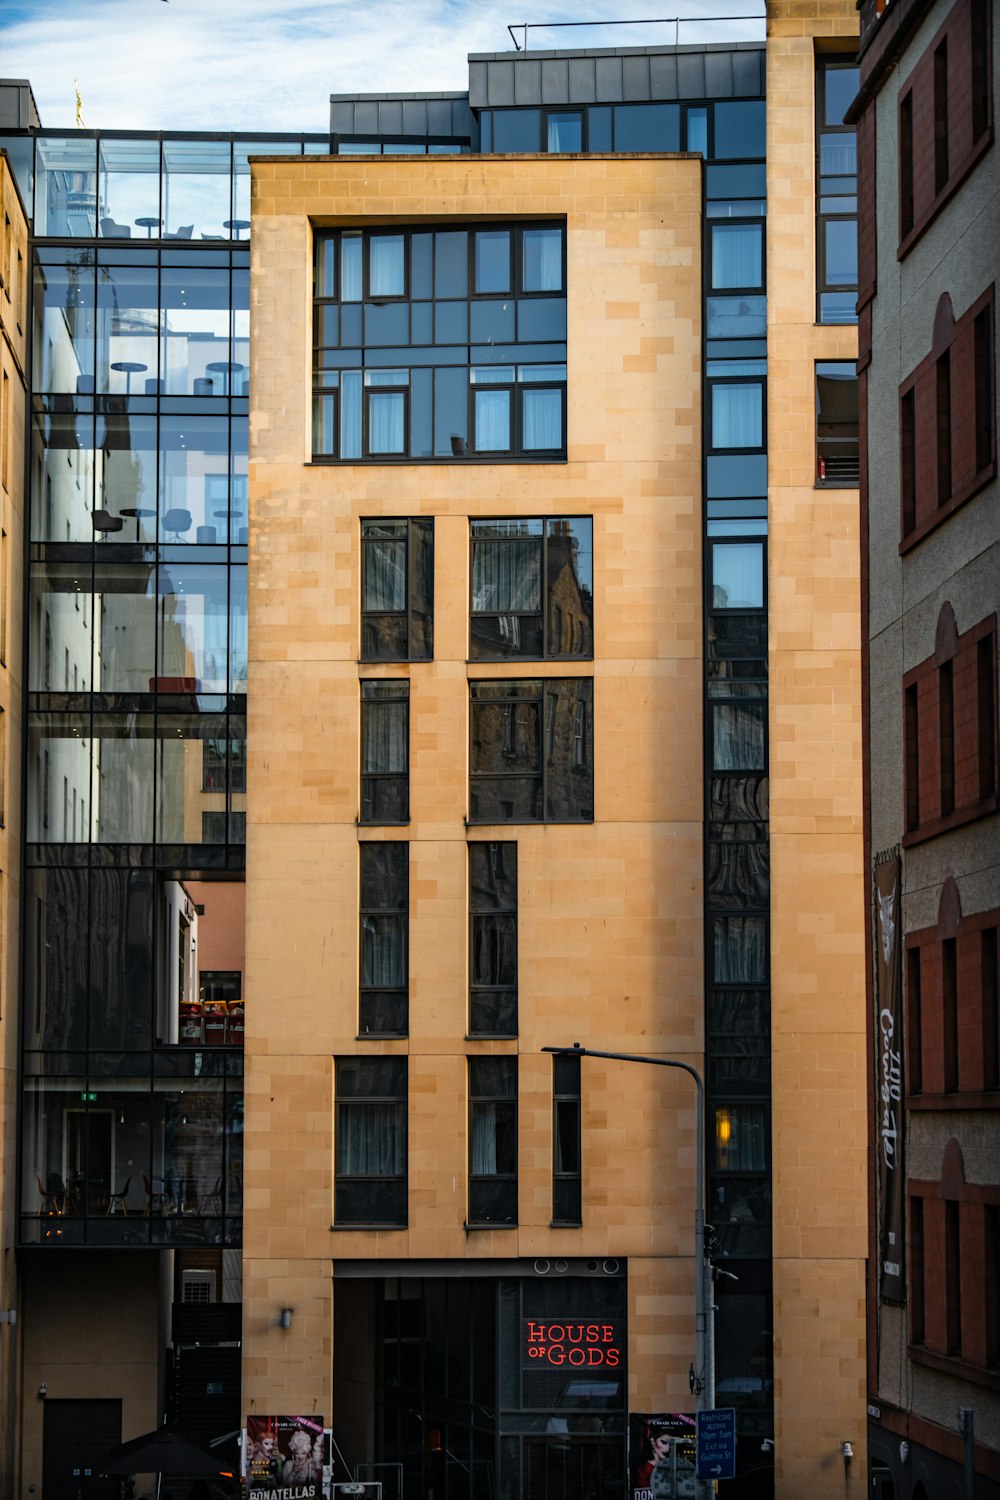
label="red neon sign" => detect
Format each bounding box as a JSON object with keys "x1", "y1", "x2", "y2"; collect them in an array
[{"x1": 521, "y1": 1318, "x2": 624, "y2": 1370}]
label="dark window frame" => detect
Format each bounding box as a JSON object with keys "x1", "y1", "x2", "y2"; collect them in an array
[
  {"x1": 469, "y1": 516, "x2": 594, "y2": 663},
  {"x1": 358, "y1": 840, "x2": 409, "y2": 1037},
  {"x1": 815, "y1": 360, "x2": 860, "y2": 487},
  {"x1": 360, "y1": 679, "x2": 410, "y2": 826},
  {"x1": 362, "y1": 379, "x2": 410, "y2": 459},
  {"x1": 467, "y1": 1054, "x2": 518, "y2": 1227},
  {"x1": 815, "y1": 56, "x2": 860, "y2": 324},
  {"x1": 707, "y1": 375, "x2": 767, "y2": 454},
  {"x1": 468, "y1": 841, "x2": 518, "y2": 1038},
  {"x1": 334, "y1": 1055, "x2": 408, "y2": 1228},
  {"x1": 360, "y1": 516, "x2": 434, "y2": 664},
  {"x1": 552, "y1": 1051, "x2": 582, "y2": 1226},
  {"x1": 707, "y1": 217, "x2": 766, "y2": 294},
  {"x1": 468, "y1": 677, "x2": 595, "y2": 825}
]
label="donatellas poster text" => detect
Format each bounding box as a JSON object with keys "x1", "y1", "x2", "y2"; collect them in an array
[{"x1": 244, "y1": 1415, "x2": 330, "y2": 1500}]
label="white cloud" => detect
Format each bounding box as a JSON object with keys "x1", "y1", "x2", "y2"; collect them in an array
[{"x1": 1, "y1": 0, "x2": 763, "y2": 133}]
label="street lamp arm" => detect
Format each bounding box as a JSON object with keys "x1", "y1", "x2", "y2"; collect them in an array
[{"x1": 541, "y1": 1039, "x2": 715, "y2": 1465}]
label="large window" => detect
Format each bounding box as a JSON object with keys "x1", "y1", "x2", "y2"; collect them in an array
[
  {"x1": 313, "y1": 224, "x2": 567, "y2": 461},
  {"x1": 469, "y1": 679, "x2": 594, "y2": 824},
  {"x1": 816, "y1": 58, "x2": 859, "y2": 323},
  {"x1": 469, "y1": 842, "x2": 517, "y2": 1036},
  {"x1": 361, "y1": 518, "x2": 433, "y2": 662},
  {"x1": 335, "y1": 1057, "x2": 407, "y2": 1226},
  {"x1": 361, "y1": 681, "x2": 409, "y2": 825},
  {"x1": 470, "y1": 518, "x2": 593, "y2": 660},
  {"x1": 815, "y1": 362, "x2": 859, "y2": 485},
  {"x1": 468, "y1": 1057, "x2": 517, "y2": 1226},
  {"x1": 359, "y1": 842, "x2": 408, "y2": 1035}
]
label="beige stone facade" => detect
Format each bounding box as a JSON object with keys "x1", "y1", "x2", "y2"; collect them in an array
[
  {"x1": 765, "y1": 2, "x2": 867, "y2": 1493},
  {"x1": 245, "y1": 153, "x2": 706, "y2": 1429}
]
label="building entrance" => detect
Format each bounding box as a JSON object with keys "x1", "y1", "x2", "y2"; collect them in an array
[
  {"x1": 333, "y1": 1268, "x2": 627, "y2": 1500},
  {"x1": 43, "y1": 1398, "x2": 121, "y2": 1500}
]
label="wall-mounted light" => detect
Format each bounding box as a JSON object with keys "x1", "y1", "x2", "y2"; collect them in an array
[
  {"x1": 279, "y1": 1308, "x2": 293, "y2": 1330},
  {"x1": 37, "y1": 1382, "x2": 47, "y2": 1399}
]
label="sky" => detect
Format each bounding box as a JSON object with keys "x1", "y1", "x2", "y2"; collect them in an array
[{"x1": 1, "y1": 0, "x2": 765, "y2": 134}]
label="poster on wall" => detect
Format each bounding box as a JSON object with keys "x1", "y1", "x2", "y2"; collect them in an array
[
  {"x1": 875, "y1": 854, "x2": 905, "y2": 1301},
  {"x1": 244, "y1": 1415, "x2": 331, "y2": 1499},
  {"x1": 629, "y1": 1413, "x2": 697, "y2": 1500}
]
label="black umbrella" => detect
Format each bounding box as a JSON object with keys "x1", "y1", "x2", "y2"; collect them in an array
[{"x1": 103, "y1": 1424, "x2": 222, "y2": 1475}]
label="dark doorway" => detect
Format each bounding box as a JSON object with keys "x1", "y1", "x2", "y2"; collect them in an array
[{"x1": 43, "y1": 1398, "x2": 121, "y2": 1500}]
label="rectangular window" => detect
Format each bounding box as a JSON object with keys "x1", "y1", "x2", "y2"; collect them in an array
[
  {"x1": 899, "y1": 91, "x2": 914, "y2": 240},
  {"x1": 905, "y1": 683, "x2": 920, "y2": 833},
  {"x1": 469, "y1": 678, "x2": 594, "y2": 824},
  {"x1": 907, "y1": 946, "x2": 923, "y2": 1094},
  {"x1": 940, "y1": 660, "x2": 955, "y2": 817},
  {"x1": 936, "y1": 350, "x2": 952, "y2": 505},
  {"x1": 313, "y1": 224, "x2": 566, "y2": 462},
  {"x1": 361, "y1": 680, "x2": 409, "y2": 825},
  {"x1": 816, "y1": 58, "x2": 860, "y2": 323},
  {"x1": 943, "y1": 936, "x2": 958, "y2": 1092},
  {"x1": 470, "y1": 517, "x2": 593, "y2": 661},
  {"x1": 933, "y1": 40, "x2": 950, "y2": 195},
  {"x1": 469, "y1": 842, "x2": 517, "y2": 1036},
  {"x1": 711, "y1": 542, "x2": 765, "y2": 610},
  {"x1": 983, "y1": 927, "x2": 998, "y2": 1092},
  {"x1": 901, "y1": 386, "x2": 917, "y2": 534},
  {"x1": 910, "y1": 1196, "x2": 925, "y2": 1344},
  {"x1": 710, "y1": 381, "x2": 764, "y2": 451},
  {"x1": 710, "y1": 222, "x2": 764, "y2": 292},
  {"x1": 816, "y1": 363, "x2": 859, "y2": 485},
  {"x1": 714, "y1": 1103, "x2": 767, "y2": 1173},
  {"x1": 200, "y1": 970, "x2": 242, "y2": 1003},
  {"x1": 979, "y1": 635, "x2": 998, "y2": 802},
  {"x1": 335, "y1": 1056, "x2": 407, "y2": 1226},
  {"x1": 974, "y1": 304, "x2": 995, "y2": 477},
  {"x1": 971, "y1": 0, "x2": 992, "y2": 144},
  {"x1": 986, "y1": 1205, "x2": 1000, "y2": 1368},
  {"x1": 945, "y1": 1198, "x2": 962, "y2": 1355},
  {"x1": 546, "y1": 110, "x2": 583, "y2": 154},
  {"x1": 468, "y1": 1056, "x2": 517, "y2": 1226},
  {"x1": 359, "y1": 842, "x2": 408, "y2": 1036},
  {"x1": 552, "y1": 1052, "x2": 582, "y2": 1225},
  {"x1": 361, "y1": 518, "x2": 433, "y2": 662}
]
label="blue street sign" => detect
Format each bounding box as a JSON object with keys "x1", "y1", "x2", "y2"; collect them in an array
[{"x1": 696, "y1": 1407, "x2": 736, "y2": 1481}]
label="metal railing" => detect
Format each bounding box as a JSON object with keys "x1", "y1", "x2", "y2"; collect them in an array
[{"x1": 507, "y1": 14, "x2": 767, "y2": 50}]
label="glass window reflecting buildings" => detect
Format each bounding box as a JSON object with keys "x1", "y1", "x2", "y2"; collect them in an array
[{"x1": 10, "y1": 127, "x2": 311, "y2": 1248}]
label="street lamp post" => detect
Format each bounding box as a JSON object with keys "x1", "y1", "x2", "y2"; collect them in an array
[{"x1": 542, "y1": 1043, "x2": 715, "y2": 1498}]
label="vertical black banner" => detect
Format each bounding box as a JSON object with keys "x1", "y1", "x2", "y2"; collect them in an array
[{"x1": 875, "y1": 855, "x2": 905, "y2": 1300}]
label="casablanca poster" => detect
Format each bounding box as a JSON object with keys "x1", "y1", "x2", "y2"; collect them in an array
[
  {"x1": 629, "y1": 1412, "x2": 697, "y2": 1500},
  {"x1": 244, "y1": 1415, "x2": 330, "y2": 1500}
]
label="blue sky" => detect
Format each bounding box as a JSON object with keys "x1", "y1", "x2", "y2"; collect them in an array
[{"x1": 1, "y1": 0, "x2": 764, "y2": 133}]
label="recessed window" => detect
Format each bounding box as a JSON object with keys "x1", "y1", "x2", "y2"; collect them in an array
[
  {"x1": 361, "y1": 681, "x2": 409, "y2": 825},
  {"x1": 470, "y1": 517, "x2": 593, "y2": 661},
  {"x1": 710, "y1": 222, "x2": 763, "y2": 291},
  {"x1": 468, "y1": 1056, "x2": 517, "y2": 1226},
  {"x1": 712, "y1": 543, "x2": 764, "y2": 610},
  {"x1": 469, "y1": 679, "x2": 594, "y2": 824},
  {"x1": 816, "y1": 58, "x2": 859, "y2": 323},
  {"x1": 360, "y1": 518, "x2": 434, "y2": 662},
  {"x1": 335, "y1": 1056, "x2": 407, "y2": 1226},
  {"x1": 816, "y1": 362, "x2": 859, "y2": 485},
  {"x1": 359, "y1": 842, "x2": 408, "y2": 1035},
  {"x1": 547, "y1": 111, "x2": 583, "y2": 153},
  {"x1": 474, "y1": 230, "x2": 511, "y2": 294},
  {"x1": 710, "y1": 381, "x2": 764, "y2": 451},
  {"x1": 369, "y1": 234, "x2": 406, "y2": 298},
  {"x1": 469, "y1": 842, "x2": 517, "y2": 1036},
  {"x1": 552, "y1": 1052, "x2": 582, "y2": 1225}
]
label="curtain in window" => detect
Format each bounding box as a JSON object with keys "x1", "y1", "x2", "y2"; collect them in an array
[
  {"x1": 340, "y1": 234, "x2": 362, "y2": 301},
  {"x1": 547, "y1": 114, "x2": 582, "y2": 152},
  {"x1": 522, "y1": 228, "x2": 563, "y2": 292},
  {"x1": 369, "y1": 392, "x2": 404, "y2": 454},
  {"x1": 364, "y1": 539, "x2": 406, "y2": 612},
  {"x1": 716, "y1": 1105, "x2": 767, "y2": 1172},
  {"x1": 712, "y1": 224, "x2": 762, "y2": 289},
  {"x1": 713, "y1": 703, "x2": 765, "y2": 770},
  {"x1": 338, "y1": 1102, "x2": 403, "y2": 1175},
  {"x1": 712, "y1": 384, "x2": 762, "y2": 449},
  {"x1": 472, "y1": 539, "x2": 541, "y2": 611},
  {"x1": 340, "y1": 371, "x2": 362, "y2": 460},
  {"x1": 361, "y1": 915, "x2": 406, "y2": 986},
  {"x1": 475, "y1": 389, "x2": 511, "y2": 451},
  {"x1": 369, "y1": 235, "x2": 405, "y2": 298},
  {"x1": 363, "y1": 701, "x2": 406, "y2": 773},
  {"x1": 522, "y1": 388, "x2": 562, "y2": 450},
  {"x1": 471, "y1": 1103, "x2": 501, "y2": 1174}
]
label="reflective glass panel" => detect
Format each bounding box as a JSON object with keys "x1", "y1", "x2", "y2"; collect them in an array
[
  {"x1": 492, "y1": 111, "x2": 541, "y2": 152},
  {"x1": 712, "y1": 544, "x2": 765, "y2": 609},
  {"x1": 160, "y1": 265, "x2": 231, "y2": 394},
  {"x1": 547, "y1": 113, "x2": 582, "y2": 153},
  {"x1": 823, "y1": 66, "x2": 860, "y2": 127},
  {"x1": 613, "y1": 103, "x2": 680, "y2": 152},
  {"x1": 93, "y1": 561, "x2": 157, "y2": 692},
  {"x1": 522, "y1": 229, "x2": 563, "y2": 293},
  {"x1": 713, "y1": 102, "x2": 766, "y2": 160},
  {"x1": 33, "y1": 255, "x2": 95, "y2": 394},
  {"x1": 711, "y1": 223, "x2": 763, "y2": 290},
  {"x1": 35, "y1": 136, "x2": 98, "y2": 238},
  {"x1": 156, "y1": 563, "x2": 230, "y2": 692},
  {"x1": 98, "y1": 139, "x2": 161, "y2": 238},
  {"x1": 97, "y1": 412, "x2": 158, "y2": 543},
  {"x1": 159, "y1": 415, "x2": 231, "y2": 541},
  {"x1": 92, "y1": 712, "x2": 156, "y2": 842},
  {"x1": 156, "y1": 711, "x2": 230, "y2": 843},
  {"x1": 475, "y1": 231, "x2": 511, "y2": 295},
  {"x1": 823, "y1": 219, "x2": 858, "y2": 286},
  {"x1": 95, "y1": 261, "x2": 160, "y2": 394},
  {"x1": 27, "y1": 715, "x2": 91, "y2": 844},
  {"x1": 162, "y1": 140, "x2": 232, "y2": 240},
  {"x1": 31, "y1": 408, "x2": 97, "y2": 542},
  {"x1": 29, "y1": 562, "x2": 93, "y2": 692}
]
